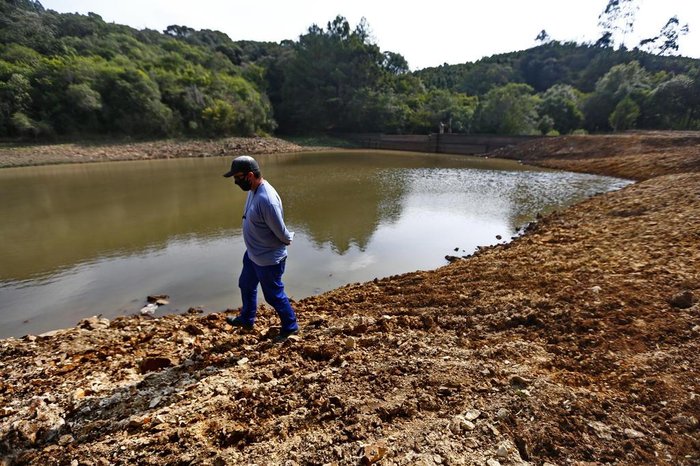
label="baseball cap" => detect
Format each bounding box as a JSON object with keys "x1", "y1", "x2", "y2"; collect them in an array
[{"x1": 223, "y1": 155, "x2": 260, "y2": 178}]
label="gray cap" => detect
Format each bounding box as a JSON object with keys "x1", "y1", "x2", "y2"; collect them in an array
[{"x1": 223, "y1": 155, "x2": 260, "y2": 177}]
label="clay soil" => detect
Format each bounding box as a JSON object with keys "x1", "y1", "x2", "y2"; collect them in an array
[{"x1": 1, "y1": 132, "x2": 699, "y2": 466}]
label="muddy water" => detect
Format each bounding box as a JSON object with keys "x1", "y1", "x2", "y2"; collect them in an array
[{"x1": 0, "y1": 151, "x2": 630, "y2": 337}]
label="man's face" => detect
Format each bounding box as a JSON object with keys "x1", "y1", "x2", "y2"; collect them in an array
[{"x1": 233, "y1": 172, "x2": 252, "y2": 191}]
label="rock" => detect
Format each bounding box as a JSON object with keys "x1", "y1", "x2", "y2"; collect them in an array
[
  {"x1": 344, "y1": 337, "x2": 357, "y2": 349},
  {"x1": 237, "y1": 357, "x2": 249, "y2": 366},
  {"x1": 78, "y1": 315, "x2": 110, "y2": 330},
  {"x1": 139, "y1": 357, "x2": 173, "y2": 373},
  {"x1": 147, "y1": 294, "x2": 170, "y2": 305},
  {"x1": 486, "y1": 459, "x2": 501, "y2": 466},
  {"x1": 58, "y1": 434, "x2": 74, "y2": 446},
  {"x1": 449, "y1": 415, "x2": 476, "y2": 434},
  {"x1": 140, "y1": 303, "x2": 159, "y2": 316},
  {"x1": 14, "y1": 399, "x2": 65, "y2": 446},
  {"x1": 496, "y1": 443, "x2": 509, "y2": 458},
  {"x1": 361, "y1": 441, "x2": 388, "y2": 465},
  {"x1": 670, "y1": 290, "x2": 694, "y2": 309},
  {"x1": 588, "y1": 421, "x2": 613, "y2": 440},
  {"x1": 624, "y1": 428, "x2": 645, "y2": 439},
  {"x1": 464, "y1": 409, "x2": 481, "y2": 421},
  {"x1": 149, "y1": 396, "x2": 162, "y2": 409},
  {"x1": 184, "y1": 323, "x2": 205, "y2": 336},
  {"x1": 509, "y1": 375, "x2": 531, "y2": 388},
  {"x1": 496, "y1": 408, "x2": 510, "y2": 421}
]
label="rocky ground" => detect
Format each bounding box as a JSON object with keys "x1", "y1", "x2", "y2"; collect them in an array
[
  {"x1": 1, "y1": 132, "x2": 699, "y2": 465},
  {"x1": 0, "y1": 137, "x2": 324, "y2": 168}
]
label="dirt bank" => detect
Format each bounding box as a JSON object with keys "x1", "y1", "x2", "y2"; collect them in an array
[
  {"x1": 1, "y1": 132, "x2": 699, "y2": 465},
  {"x1": 492, "y1": 130, "x2": 700, "y2": 181},
  {"x1": 0, "y1": 137, "x2": 326, "y2": 169}
]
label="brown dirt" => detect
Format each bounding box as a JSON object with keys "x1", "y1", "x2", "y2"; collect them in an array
[{"x1": 1, "y1": 132, "x2": 699, "y2": 465}]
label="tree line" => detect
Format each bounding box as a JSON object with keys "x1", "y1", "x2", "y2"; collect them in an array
[{"x1": 1, "y1": 0, "x2": 698, "y2": 140}]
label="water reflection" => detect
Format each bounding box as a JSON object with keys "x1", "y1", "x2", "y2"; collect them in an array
[{"x1": 0, "y1": 151, "x2": 631, "y2": 337}]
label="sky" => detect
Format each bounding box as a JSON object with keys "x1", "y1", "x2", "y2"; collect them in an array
[{"x1": 40, "y1": 0, "x2": 698, "y2": 70}]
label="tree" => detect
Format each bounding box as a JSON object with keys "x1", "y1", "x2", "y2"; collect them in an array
[
  {"x1": 596, "y1": 0, "x2": 639, "y2": 49},
  {"x1": 641, "y1": 74, "x2": 698, "y2": 129},
  {"x1": 96, "y1": 67, "x2": 175, "y2": 136},
  {"x1": 638, "y1": 16, "x2": 690, "y2": 56},
  {"x1": 583, "y1": 60, "x2": 650, "y2": 131},
  {"x1": 476, "y1": 83, "x2": 539, "y2": 134},
  {"x1": 535, "y1": 30, "x2": 551, "y2": 44},
  {"x1": 274, "y1": 16, "x2": 392, "y2": 133},
  {"x1": 609, "y1": 95, "x2": 639, "y2": 130},
  {"x1": 538, "y1": 84, "x2": 584, "y2": 133}
]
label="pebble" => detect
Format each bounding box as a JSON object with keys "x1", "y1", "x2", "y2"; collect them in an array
[
  {"x1": 464, "y1": 409, "x2": 481, "y2": 421},
  {"x1": 496, "y1": 443, "x2": 509, "y2": 458},
  {"x1": 496, "y1": 408, "x2": 509, "y2": 421}
]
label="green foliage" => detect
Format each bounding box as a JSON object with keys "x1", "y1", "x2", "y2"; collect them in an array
[
  {"x1": 538, "y1": 84, "x2": 584, "y2": 134},
  {"x1": 476, "y1": 83, "x2": 540, "y2": 135},
  {"x1": 272, "y1": 16, "x2": 388, "y2": 133},
  {"x1": 1, "y1": 2, "x2": 697, "y2": 139},
  {"x1": 0, "y1": 1, "x2": 275, "y2": 140},
  {"x1": 584, "y1": 60, "x2": 650, "y2": 131},
  {"x1": 641, "y1": 74, "x2": 699, "y2": 129},
  {"x1": 609, "y1": 96, "x2": 640, "y2": 130}
]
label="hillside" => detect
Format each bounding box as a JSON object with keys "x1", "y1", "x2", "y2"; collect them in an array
[{"x1": 1, "y1": 132, "x2": 698, "y2": 465}]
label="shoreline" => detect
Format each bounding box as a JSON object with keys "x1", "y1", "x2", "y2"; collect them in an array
[
  {"x1": 1, "y1": 131, "x2": 698, "y2": 465},
  {"x1": 0, "y1": 136, "x2": 332, "y2": 169}
]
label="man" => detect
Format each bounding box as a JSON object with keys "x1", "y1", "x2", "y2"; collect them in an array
[{"x1": 223, "y1": 155, "x2": 299, "y2": 342}]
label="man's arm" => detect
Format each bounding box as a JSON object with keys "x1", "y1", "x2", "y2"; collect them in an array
[{"x1": 263, "y1": 201, "x2": 294, "y2": 245}]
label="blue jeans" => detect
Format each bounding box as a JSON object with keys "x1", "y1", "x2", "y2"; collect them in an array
[{"x1": 238, "y1": 252, "x2": 298, "y2": 333}]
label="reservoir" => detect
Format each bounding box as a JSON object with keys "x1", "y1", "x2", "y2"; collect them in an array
[{"x1": 0, "y1": 150, "x2": 630, "y2": 338}]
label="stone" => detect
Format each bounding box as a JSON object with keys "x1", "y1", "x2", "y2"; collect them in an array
[
  {"x1": 496, "y1": 408, "x2": 510, "y2": 421},
  {"x1": 624, "y1": 428, "x2": 645, "y2": 439},
  {"x1": 147, "y1": 294, "x2": 170, "y2": 305},
  {"x1": 486, "y1": 459, "x2": 501, "y2": 466},
  {"x1": 140, "y1": 303, "x2": 158, "y2": 316},
  {"x1": 464, "y1": 409, "x2": 481, "y2": 421},
  {"x1": 361, "y1": 441, "x2": 388, "y2": 464},
  {"x1": 669, "y1": 290, "x2": 694, "y2": 309},
  {"x1": 78, "y1": 316, "x2": 110, "y2": 330},
  {"x1": 449, "y1": 415, "x2": 475, "y2": 434},
  {"x1": 184, "y1": 324, "x2": 205, "y2": 336},
  {"x1": 139, "y1": 357, "x2": 173, "y2": 373}
]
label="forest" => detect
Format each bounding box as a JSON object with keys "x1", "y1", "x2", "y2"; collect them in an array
[{"x1": 0, "y1": 0, "x2": 698, "y2": 140}]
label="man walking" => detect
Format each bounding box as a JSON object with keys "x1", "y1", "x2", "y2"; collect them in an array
[{"x1": 223, "y1": 156, "x2": 299, "y2": 342}]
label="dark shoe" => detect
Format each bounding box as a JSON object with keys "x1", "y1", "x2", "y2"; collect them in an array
[
  {"x1": 226, "y1": 316, "x2": 253, "y2": 331},
  {"x1": 273, "y1": 329, "x2": 299, "y2": 343}
]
